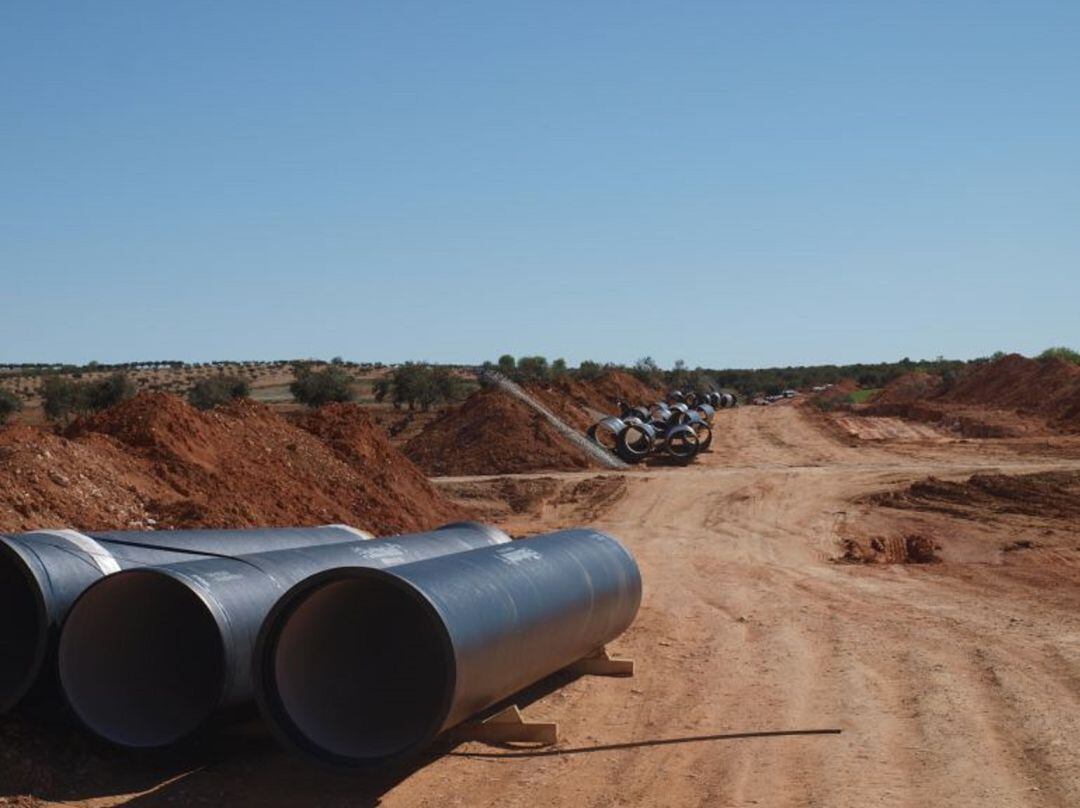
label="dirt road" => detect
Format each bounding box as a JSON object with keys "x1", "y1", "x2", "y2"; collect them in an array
[{"x1": 19, "y1": 404, "x2": 1080, "y2": 807}]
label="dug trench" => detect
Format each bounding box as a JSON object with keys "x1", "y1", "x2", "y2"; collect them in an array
[{"x1": 5, "y1": 400, "x2": 1080, "y2": 806}]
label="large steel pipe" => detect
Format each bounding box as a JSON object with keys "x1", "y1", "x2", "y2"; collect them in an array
[
  {"x1": 662, "y1": 423, "x2": 700, "y2": 462},
  {"x1": 615, "y1": 420, "x2": 656, "y2": 463},
  {"x1": 686, "y1": 414, "x2": 713, "y2": 452},
  {"x1": 57, "y1": 523, "x2": 509, "y2": 748},
  {"x1": 254, "y1": 528, "x2": 642, "y2": 768},
  {"x1": 667, "y1": 403, "x2": 692, "y2": 425},
  {"x1": 586, "y1": 416, "x2": 626, "y2": 451},
  {"x1": 0, "y1": 525, "x2": 370, "y2": 713}
]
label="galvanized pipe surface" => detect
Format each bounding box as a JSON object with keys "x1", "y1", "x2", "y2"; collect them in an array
[
  {"x1": 663, "y1": 423, "x2": 701, "y2": 462},
  {"x1": 57, "y1": 523, "x2": 510, "y2": 748},
  {"x1": 254, "y1": 528, "x2": 642, "y2": 768},
  {"x1": 587, "y1": 416, "x2": 627, "y2": 451},
  {"x1": 0, "y1": 526, "x2": 370, "y2": 713},
  {"x1": 615, "y1": 421, "x2": 656, "y2": 463}
]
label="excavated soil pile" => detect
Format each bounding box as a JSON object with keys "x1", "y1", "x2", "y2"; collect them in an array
[
  {"x1": 939, "y1": 354, "x2": 1080, "y2": 430},
  {"x1": 524, "y1": 371, "x2": 664, "y2": 431},
  {"x1": 523, "y1": 377, "x2": 613, "y2": 431},
  {"x1": 864, "y1": 355, "x2": 1080, "y2": 436},
  {"x1": 590, "y1": 369, "x2": 664, "y2": 407},
  {"x1": 0, "y1": 425, "x2": 173, "y2": 532},
  {"x1": 404, "y1": 388, "x2": 597, "y2": 476},
  {"x1": 0, "y1": 393, "x2": 466, "y2": 534},
  {"x1": 868, "y1": 470, "x2": 1080, "y2": 521},
  {"x1": 871, "y1": 372, "x2": 942, "y2": 405}
]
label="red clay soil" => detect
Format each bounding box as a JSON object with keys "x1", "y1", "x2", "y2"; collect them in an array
[
  {"x1": 871, "y1": 372, "x2": 943, "y2": 405},
  {"x1": 861, "y1": 355, "x2": 1080, "y2": 437},
  {"x1": 939, "y1": 354, "x2": 1080, "y2": 430},
  {"x1": 809, "y1": 377, "x2": 860, "y2": 407},
  {"x1": 0, "y1": 393, "x2": 467, "y2": 535},
  {"x1": 841, "y1": 469, "x2": 1080, "y2": 565},
  {"x1": 403, "y1": 388, "x2": 598, "y2": 476},
  {"x1": 590, "y1": 370, "x2": 664, "y2": 408},
  {"x1": 0, "y1": 425, "x2": 173, "y2": 532},
  {"x1": 523, "y1": 377, "x2": 612, "y2": 432},
  {"x1": 523, "y1": 371, "x2": 665, "y2": 432},
  {"x1": 868, "y1": 470, "x2": 1080, "y2": 521}
]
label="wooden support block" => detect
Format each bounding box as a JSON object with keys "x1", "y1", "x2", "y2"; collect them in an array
[
  {"x1": 568, "y1": 646, "x2": 635, "y2": 677},
  {"x1": 454, "y1": 705, "x2": 558, "y2": 746}
]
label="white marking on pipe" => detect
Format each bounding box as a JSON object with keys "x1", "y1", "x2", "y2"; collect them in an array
[
  {"x1": 31, "y1": 529, "x2": 122, "y2": 576},
  {"x1": 318, "y1": 524, "x2": 374, "y2": 540},
  {"x1": 351, "y1": 543, "x2": 407, "y2": 566},
  {"x1": 496, "y1": 546, "x2": 543, "y2": 566}
]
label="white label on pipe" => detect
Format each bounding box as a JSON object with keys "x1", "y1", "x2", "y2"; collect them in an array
[{"x1": 31, "y1": 529, "x2": 122, "y2": 576}]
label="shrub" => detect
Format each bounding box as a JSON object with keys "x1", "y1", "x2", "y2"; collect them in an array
[
  {"x1": 0, "y1": 389, "x2": 22, "y2": 424},
  {"x1": 576, "y1": 360, "x2": 603, "y2": 381},
  {"x1": 290, "y1": 366, "x2": 355, "y2": 407},
  {"x1": 496, "y1": 354, "x2": 516, "y2": 377},
  {"x1": 375, "y1": 363, "x2": 467, "y2": 410},
  {"x1": 188, "y1": 374, "x2": 250, "y2": 410},
  {"x1": 41, "y1": 376, "x2": 83, "y2": 423},
  {"x1": 1038, "y1": 346, "x2": 1080, "y2": 364},
  {"x1": 84, "y1": 373, "x2": 136, "y2": 411},
  {"x1": 632, "y1": 356, "x2": 661, "y2": 386},
  {"x1": 515, "y1": 356, "x2": 549, "y2": 383},
  {"x1": 42, "y1": 372, "x2": 136, "y2": 423}
]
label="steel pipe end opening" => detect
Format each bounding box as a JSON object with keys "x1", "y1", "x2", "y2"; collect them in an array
[
  {"x1": 257, "y1": 569, "x2": 454, "y2": 767},
  {"x1": 58, "y1": 570, "x2": 226, "y2": 748},
  {"x1": 0, "y1": 538, "x2": 48, "y2": 712}
]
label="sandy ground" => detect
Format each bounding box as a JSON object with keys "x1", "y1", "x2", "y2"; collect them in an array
[{"x1": 15, "y1": 403, "x2": 1080, "y2": 807}]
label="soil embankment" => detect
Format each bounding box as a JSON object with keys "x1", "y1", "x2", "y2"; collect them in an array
[
  {"x1": 405, "y1": 371, "x2": 662, "y2": 475},
  {"x1": 862, "y1": 354, "x2": 1080, "y2": 437},
  {"x1": 0, "y1": 393, "x2": 466, "y2": 535},
  {"x1": 404, "y1": 388, "x2": 598, "y2": 476}
]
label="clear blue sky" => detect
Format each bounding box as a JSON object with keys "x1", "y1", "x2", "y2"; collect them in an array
[{"x1": 2, "y1": 1, "x2": 1077, "y2": 368}]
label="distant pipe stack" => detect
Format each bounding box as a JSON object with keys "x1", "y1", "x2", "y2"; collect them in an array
[{"x1": 589, "y1": 388, "x2": 735, "y2": 464}]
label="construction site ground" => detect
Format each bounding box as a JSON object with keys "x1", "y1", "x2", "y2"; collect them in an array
[{"x1": 6, "y1": 400, "x2": 1080, "y2": 807}]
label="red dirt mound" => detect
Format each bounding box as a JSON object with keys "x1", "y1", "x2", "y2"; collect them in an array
[
  {"x1": 871, "y1": 372, "x2": 943, "y2": 405},
  {"x1": 590, "y1": 370, "x2": 663, "y2": 409},
  {"x1": 403, "y1": 388, "x2": 598, "y2": 476},
  {"x1": 523, "y1": 377, "x2": 612, "y2": 432},
  {"x1": 860, "y1": 355, "x2": 1080, "y2": 437},
  {"x1": 1, "y1": 393, "x2": 467, "y2": 534},
  {"x1": 940, "y1": 354, "x2": 1080, "y2": 430},
  {"x1": 0, "y1": 425, "x2": 173, "y2": 532},
  {"x1": 290, "y1": 402, "x2": 465, "y2": 529},
  {"x1": 523, "y1": 371, "x2": 664, "y2": 432}
]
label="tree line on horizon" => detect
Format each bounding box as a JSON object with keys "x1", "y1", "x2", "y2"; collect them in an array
[{"x1": 3, "y1": 347, "x2": 1075, "y2": 427}]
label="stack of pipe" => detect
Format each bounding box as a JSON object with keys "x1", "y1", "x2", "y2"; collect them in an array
[
  {"x1": 1, "y1": 523, "x2": 641, "y2": 768},
  {"x1": 587, "y1": 390, "x2": 734, "y2": 464}
]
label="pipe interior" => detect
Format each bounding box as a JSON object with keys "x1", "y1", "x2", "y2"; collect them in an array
[
  {"x1": 0, "y1": 542, "x2": 43, "y2": 707},
  {"x1": 595, "y1": 423, "x2": 620, "y2": 450},
  {"x1": 58, "y1": 571, "x2": 224, "y2": 747},
  {"x1": 272, "y1": 577, "x2": 450, "y2": 762}
]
